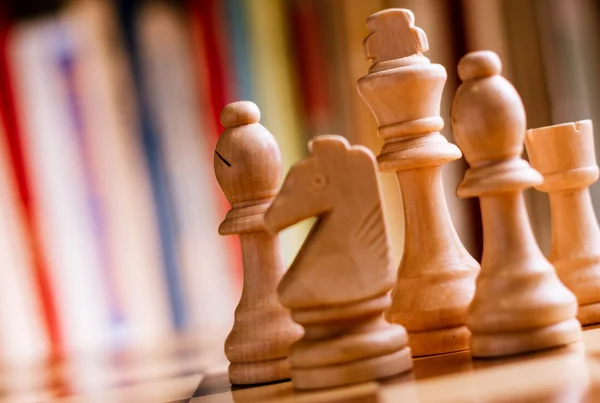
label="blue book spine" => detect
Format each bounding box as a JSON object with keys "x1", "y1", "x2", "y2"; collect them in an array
[
  {"x1": 224, "y1": 0, "x2": 253, "y2": 102},
  {"x1": 116, "y1": 0, "x2": 186, "y2": 330}
]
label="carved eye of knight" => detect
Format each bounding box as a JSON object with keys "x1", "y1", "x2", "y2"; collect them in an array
[{"x1": 312, "y1": 173, "x2": 328, "y2": 189}]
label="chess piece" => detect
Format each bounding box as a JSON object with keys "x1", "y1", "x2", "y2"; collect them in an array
[
  {"x1": 356, "y1": 9, "x2": 479, "y2": 356},
  {"x1": 214, "y1": 101, "x2": 302, "y2": 384},
  {"x1": 264, "y1": 135, "x2": 412, "y2": 390},
  {"x1": 451, "y1": 50, "x2": 581, "y2": 357},
  {"x1": 525, "y1": 120, "x2": 600, "y2": 326}
]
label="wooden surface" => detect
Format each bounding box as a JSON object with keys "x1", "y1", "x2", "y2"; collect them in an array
[
  {"x1": 3, "y1": 325, "x2": 599, "y2": 402},
  {"x1": 0, "y1": 330, "x2": 221, "y2": 403},
  {"x1": 214, "y1": 101, "x2": 302, "y2": 385},
  {"x1": 264, "y1": 135, "x2": 412, "y2": 389},
  {"x1": 193, "y1": 325, "x2": 600, "y2": 402},
  {"x1": 357, "y1": 8, "x2": 479, "y2": 357},
  {"x1": 525, "y1": 120, "x2": 600, "y2": 326},
  {"x1": 451, "y1": 50, "x2": 581, "y2": 357}
]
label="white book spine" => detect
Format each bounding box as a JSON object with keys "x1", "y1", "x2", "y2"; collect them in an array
[
  {"x1": 65, "y1": 0, "x2": 174, "y2": 346},
  {"x1": 137, "y1": 2, "x2": 236, "y2": 329},
  {"x1": 9, "y1": 20, "x2": 111, "y2": 355},
  {"x1": 0, "y1": 112, "x2": 49, "y2": 365}
]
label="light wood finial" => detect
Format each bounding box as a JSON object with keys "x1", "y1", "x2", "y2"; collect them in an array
[
  {"x1": 363, "y1": 9, "x2": 428, "y2": 65},
  {"x1": 220, "y1": 100, "x2": 260, "y2": 128}
]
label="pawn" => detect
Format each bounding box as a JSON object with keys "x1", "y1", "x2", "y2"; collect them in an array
[
  {"x1": 525, "y1": 120, "x2": 600, "y2": 325},
  {"x1": 451, "y1": 51, "x2": 581, "y2": 357},
  {"x1": 264, "y1": 135, "x2": 412, "y2": 389},
  {"x1": 214, "y1": 101, "x2": 302, "y2": 384}
]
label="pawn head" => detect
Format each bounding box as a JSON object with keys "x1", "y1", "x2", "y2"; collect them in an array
[{"x1": 451, "y1": 50, "x2": 526, "y2": 167}]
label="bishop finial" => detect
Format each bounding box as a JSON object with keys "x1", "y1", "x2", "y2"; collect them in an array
[
  {"x1": 363, "y1": 9, "x2": 428, "y2": 65},
  {"x1": 457, "y1": 50, "x2": 502, "y2": 81},
  {"x1": 220, "y1": 100, "x2": 261, "y2": 128}
]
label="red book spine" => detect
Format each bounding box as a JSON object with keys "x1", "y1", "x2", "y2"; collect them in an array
[
  {"x1": 0, "y1": 10, "x2": 63, "y2": 360},
  {"x1": 189, "y1": 0, "x2": 233, "y2": 139},
  {"x1": 188, "y1": 0, "x2": 242, "y2": 289},
  {"x1": 290, "y1": 0, "x2": 331, "y2": 136}
]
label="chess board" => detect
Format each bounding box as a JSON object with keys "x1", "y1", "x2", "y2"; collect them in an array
[{"x1": 4, "y1": 326, "x2": 599, "y2": 403}]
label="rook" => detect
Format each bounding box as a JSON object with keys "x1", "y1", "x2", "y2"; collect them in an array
[{"x1": 525, "y1": 120, "x2": 600, "y2": 325}]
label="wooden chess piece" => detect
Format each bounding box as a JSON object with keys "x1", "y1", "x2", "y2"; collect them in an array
[
  {"x1": 525, "y1": 120, "x2": 600, "y2": 326},
  {"x1": 451, "y1": 50, "x2": 581, "y2": 357},
  {"x1": 214, "y1": 101, "x2": 302, "y2": 385},
  {"x1": 264, "y1": 135, "x2": 413, "y2": 390},
  {"x1": 356, "y1": 9, "x2": 479, "y2": 356}
]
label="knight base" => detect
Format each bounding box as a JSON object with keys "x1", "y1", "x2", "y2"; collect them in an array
[
  {"x1": 288, "y1": 314, "x2": 412, "y2": 390},
  {"x1": 291, "y1": 347, "x2": 412, "y2": 390}
]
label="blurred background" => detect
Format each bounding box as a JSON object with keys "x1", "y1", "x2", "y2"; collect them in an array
[{"x1": 1, "y1": 0, "x2": 599, "y2": 377}]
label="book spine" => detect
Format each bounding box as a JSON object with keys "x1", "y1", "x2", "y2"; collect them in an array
[
  {"x1": 289, "y1": 0, "x2": 332, "y2": 137},
  {"x1": 136, "y1": 0, "x2": 236, "y2": 328},
  {"x1": 54, "y1": 19, "x2": 126, "y2": 345},
  {"x1": 224, "y1": 0, "x2": 253, "y2": 103},
  {"x1": 0, "y1": 84, "x2": 49, "y2": 366},
  {"x1": 116, "y1": 0, "x2": 187, "y2": 330},
  {"x1": 243, "y1": 0, "x2": 308, "y2": 264},
  {"x1": 0, "y1": 7, "x2": 63, "y2": 360},
  {"x1": 9, "y1": 18, "x2": 112, "y2": 355},
  {"x1": 65, "y1": 0, "x2": 174, "y2": 347},
  {"x1": 188, "y1": 0, "x2": 242, "y2": 289}
]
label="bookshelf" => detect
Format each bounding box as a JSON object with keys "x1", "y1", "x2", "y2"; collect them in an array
[{"x1": 1, "y1": 0, "x2": 599, "y2": 368}]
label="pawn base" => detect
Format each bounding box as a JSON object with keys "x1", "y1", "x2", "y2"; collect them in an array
[
  {"x1": 229, "y1": 357, "x2": 291, "y2": 385},
  {"x1": 470, "y1": 318, "x2": 582, "y2": 358},
  {"x1": 578, "y1": 302, "x2": 600, "y2": 326},
  {"x1": 409, "y1": 325, "x2": 471, "y2": 357},
  {"x1": 291, "y1": 347, "x2": 412, "y2": 390}
]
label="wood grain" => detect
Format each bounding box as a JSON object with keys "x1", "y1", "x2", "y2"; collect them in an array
[
  {"x1": 192, "y1": 327, "x2": 600, "y2": 403},
  {"x1": 525, "y1": 120, "x2": 600, "y2": 325},
  {"x1": 214, "y1": 101, "x2": 302, "y2": 385},
  {"x1": 264, "y1": 135, "x2": 412, "y2": 390},
  {"x1": 357, "y1": 8, "x2": 479, "y2": 356},
  {"x1": 451, "y1": 50, "x2": 581, "y2": 357}
]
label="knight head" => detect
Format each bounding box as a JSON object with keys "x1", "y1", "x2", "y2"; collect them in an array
[
  {"x1": 264, "y1": 135, "x2": 381, "y2": 233},
  {"x1": 265, "y1": 135, "x2": 395, "y2": 309}
]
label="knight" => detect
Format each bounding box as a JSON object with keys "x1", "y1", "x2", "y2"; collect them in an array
[{"x1": 264, "y1": 135, "x2": 412, "y2": 390}]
